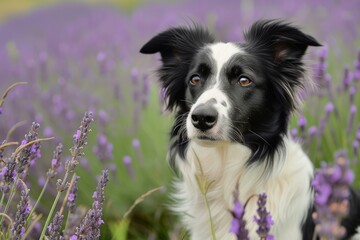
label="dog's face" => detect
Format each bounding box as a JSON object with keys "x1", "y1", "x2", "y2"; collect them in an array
[
  {"x1": 141, "y1": 20, "x2": 321, "y2": 165},
  {"x1": 183, "y1": 42, "x2": 270, "y2": 143}
]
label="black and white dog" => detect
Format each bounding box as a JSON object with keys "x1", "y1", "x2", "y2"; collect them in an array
[{"x1": 140, "y1": 20, "x2": 360, "y2": 239}]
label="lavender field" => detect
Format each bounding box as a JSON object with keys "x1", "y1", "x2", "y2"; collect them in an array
[{"x1": 0, "y1": 0, "x2": 359, "y2": 239}]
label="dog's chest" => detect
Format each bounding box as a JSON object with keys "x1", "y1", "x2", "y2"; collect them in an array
[{"x1": 172, "y1": 139, "x2": 314, "y2": 240}]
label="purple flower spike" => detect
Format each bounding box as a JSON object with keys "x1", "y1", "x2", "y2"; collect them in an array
[
  {"x1": 354, "y1": 51, "x2": 360, "y2": 80},
  {"x1": 93, "y1": 133, "x2": 113, "y2": 163},
  {"x1": 298, "y1": 115, "x2": 307, "y2": 130},
  {"x1": 16, "y1": 122, "x2": 41, "y2": 179},
  {"x1": 308, "y1": 126, "x2": 318, "y2": 137},
  {"x1": 12, "y1": 190, "x2": 30, "y2": 240},
  {"x1": 67, "y1": 175, "x2": 80, "y2": 213},
  {"x1": 47, "y1": 211, "x2": 64, "y2": 239},
  {"x1": 73, "y1": 170, "x2": 109, "y2": 240},
  {"x1": 342, "y1": 68, "x2": 353, "y2": 91},
  {"x1": 353, "y1": 140, "x2": 359, "y2": 157},
  {"x1": 347, "y1": 105, "x2": 357, "y2": 133},
  {"x1": 132, "y1": 139, "x2": 144, "y2": 164},
  {"x1": 325, "y1": 102, "x2": 334, "y2": 115},
  {"x1": 349, "y1": 86, "x2": 356, "y2": 105},
  {"x1": 47, "y1": 143, "x2": 63, "y2": 178},
  {"x1": 123, "y1": 156, "x2": 135, "y2": 178},
  {"x1": 312, "y1": 151, "x2": 354, "y2": 239},
  {"x1": 254, "y1": 193, "x2": 274, "y2": 240},
  {"x1": 229, "y1": 185, "x2": 249, "y2": 240}
]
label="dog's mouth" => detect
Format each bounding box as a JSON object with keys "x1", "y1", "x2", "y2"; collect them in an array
[{"x1": 198, "y1": 135, "x2": 218, "y2": 141}]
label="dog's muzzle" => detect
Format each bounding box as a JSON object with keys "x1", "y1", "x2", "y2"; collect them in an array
[{"x1": 191, "y1": 104, "x2": 218, "y2": 131}]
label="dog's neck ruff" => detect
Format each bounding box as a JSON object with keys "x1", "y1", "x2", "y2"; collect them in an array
[{"x1": 171, "y1": 137, "x2": 314, "y2": 240}]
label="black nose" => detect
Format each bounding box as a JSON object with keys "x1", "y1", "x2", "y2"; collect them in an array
[{"x1": 191, "y1": 105, "x2": 218, "y2": 131}]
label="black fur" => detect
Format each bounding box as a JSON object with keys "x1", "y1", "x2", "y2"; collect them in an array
[{"x1": 241, "y1": 20, "x2": 321, "y2": 166}]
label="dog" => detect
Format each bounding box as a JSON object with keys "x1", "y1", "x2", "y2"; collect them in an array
[{"x1": 140, "y1": 20, "x2": 360, "y2": 239}]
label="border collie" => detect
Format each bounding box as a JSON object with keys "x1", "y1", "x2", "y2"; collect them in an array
[{"x1": 140, "y1": 20, "x2": 360, "y2": 239}]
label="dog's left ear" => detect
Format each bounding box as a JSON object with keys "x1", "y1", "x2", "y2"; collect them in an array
[{"x1": 244, "y1": 20, "x2": 321, "y2": 63}]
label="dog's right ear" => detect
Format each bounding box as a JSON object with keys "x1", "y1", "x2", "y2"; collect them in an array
[
  {"x1": 140, "y1": 26, "x2": 215, "y2": 111},
  {"x1": 140, "y1": 26, "x2": 214, "y2": 64}
]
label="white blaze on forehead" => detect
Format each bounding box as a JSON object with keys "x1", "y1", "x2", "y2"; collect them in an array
[{"x1": 208, "y1": 42, "x2": 243, "y2": 82}]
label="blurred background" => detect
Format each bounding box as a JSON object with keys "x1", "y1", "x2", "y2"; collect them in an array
[{"x1": 0, "y1": 0, "x2": 359, "y2": 239}]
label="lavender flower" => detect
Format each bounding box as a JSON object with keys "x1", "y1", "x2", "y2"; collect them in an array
[
  {"x1": 354, "y1": 51, "x2": 360, "y2": 80},
  {"x1": 63, "y1": 207, "x2": 87, "y2": 238},
  {"x1": 253, "y1": 193, "x2": 274, "y2": 240},
  {"x1": 319, "y1": 102, "x2": 334, "y2": 136},
  {"x1": 47, "y1": 143, "x2": 63, "y2": 179},
  {"x1": 353, "y1": 140, "x2": 359, "y2": 157},
  {"x1": 123, "y1": 156, "x2": 135, "y2": 178},
  {"x1": 312, "y1": 151, "x2": 354, "y2": 239},
  {"x1": 325, "y1": 74, "x2": 335, "y2": 103},
  {"x1": 73, "y1": 170, "x2": 109, "y2": 240},
  {"x1": 229, "y1": 186, "x2": 249, "y2": 240},
  {"x1": 67, "y1": 175, "x2": 80, "y2": 214},
  {"x1": 92, "y1": 134, "x2": 113, "y2": 163},
  {"x1": 132, "y1": 138, "x2": 144, "y2": 164},
  {"x1": 1, "y1": 153, "x2": 17, "y2": 193},
  {"x1": 97, "y1": 110, "x2": 109, "y2": 127},
  {"x1": 308, "y1": 126, "x2": 318, "y2": 137},
  {"x1": 67, "y1": 112, "x2": 93, "y2": 173},
  {"x1": 314, "y1": 45, "x2": 328, "y2": 85},
  {"x1": 349, "y1": 86, "x2": 356, "y2": 105},
  {"x1": 16, "y1": 122, "x2": 41, "y2": 179},
  {"x1": 347, "y1": 105, "x2": 357, "y2": 133},
  {"x1": 11, "y1": 189, "x2": 31, "y2": 240},
  {"x1": 342, "y1": 68, "x2": 353, "y2": 91},
  {"x1": 47, "y1": 211, "x2": 64, "y2": 240}
]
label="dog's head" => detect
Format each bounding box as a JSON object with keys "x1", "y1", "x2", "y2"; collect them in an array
[{"x1": 140, "y1": 20, "x2": 320, "y2": 166}]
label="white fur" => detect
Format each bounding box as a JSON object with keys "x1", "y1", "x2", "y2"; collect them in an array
[
  {"x1": 352, "y1": 227, "x2": 360, "y2": 240},
  {"x1": 171, "y1": 137, "x2": 314, "y2": 240},
  {"x1": 186, "y1": 42, "x2": 242, "y2": 141},
  {"x1": 209, "y1": 42, "x2": 243, "y2": 87}
]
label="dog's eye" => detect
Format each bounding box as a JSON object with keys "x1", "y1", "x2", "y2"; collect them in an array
[
  {"x1": 238, "y1": 76, "x2": 252, "y2": 87},
  {"x1": 189, "y1": 75, "x2": 202, "y2": 86}
]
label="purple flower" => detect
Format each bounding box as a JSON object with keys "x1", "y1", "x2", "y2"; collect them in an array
[
  {"x1": 67, "y1": 175, "x2": 80, "y2": 213},
  {"x1": 253, "y1": 193, "x2": 274, "y2": 240},
  {"x1": 73, "y1": 130, "x2": 81, "y2": 142},
  {"x1": 67, "y1": 112, "x2": 93, "y2": 173},
  {"x1": 325, "y1": 102, "x2": 334, "y2": 114},
  {"x1": 98, "y1": 110, "x2": 109, "y2": 127},
  {"x1": 349, "y1": 86, "x2": 356, "y2": 105},
  {"x1": 70, "y1": 236, "x2": 78, "y2": 240},
  {"x1": 47, "y1": 143, "x2": 63, "y2": 178},
  {"x1": 132, "y1": 138, "x2": 144, "y2": 164},
  {"x1": 12, "y1": 190, "x2": 30, "y2": 240},
  {"x1": 353, "y1": 140, "x2": 359, "y2": 156},
  {"x1": 342, "y1": 68, "x2": 353, "y2": 90},
  {"x1": 73, "y1": 170, "x2": 109, "y2": 240},
  {"x1": 308, "y1": 126, "x2": 318, "y2": 137},
  {"x1": 347, "y1": 105, "x2": 357, "y2": 133},
  {"x1": 229, "y1": 185, "x2": 249, "y2": 240},
  {"x1": 47, "y1": 211, "x2": 64, "y2": 239},
  {"x1": 123, "y1": 156, "x2": 135, "y2": 178},
  {"x1": 16, "y1": 122, "x2": 41, "y2": 179},
  {"x1": 312, "y1": 151, "x2": 354, "y2": 239},
  {"x1": 92, "y1": 133, "x2": 113, "y2": 163},
  {"x1": 354, "y1": 51, "x2": 360, "y2": 80}
]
